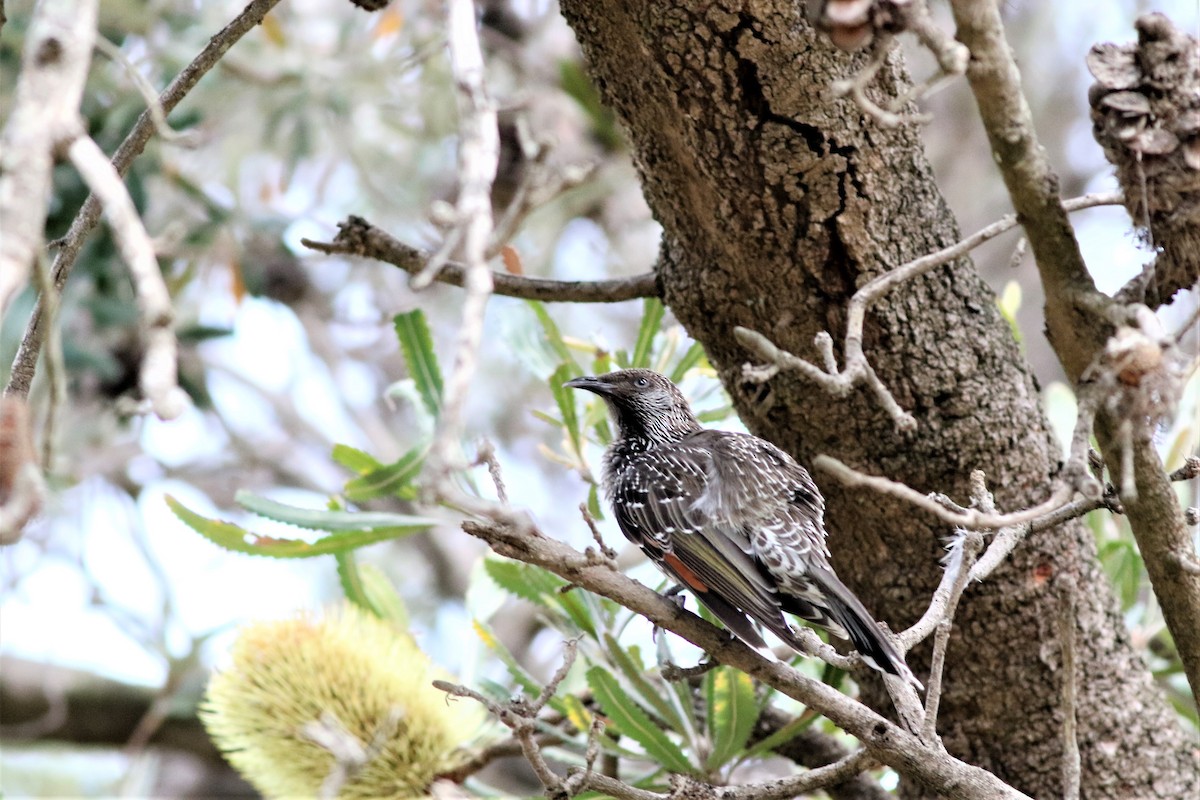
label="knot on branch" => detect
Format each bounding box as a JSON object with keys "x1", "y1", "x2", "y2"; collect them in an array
[
  {"x1": 1087, "y1": 306, "x2": 1184, "y2": 428},
  {"x1": 1088, "y1": 13, "x2": 1200, "y2": 305}
]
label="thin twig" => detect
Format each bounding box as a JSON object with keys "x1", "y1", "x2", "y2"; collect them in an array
[
  {"x1": 302, "y1": 217, "x2": 658, "y2": 303},
  {"x1": 92, "y1": 36, "x2": 196, "y2": 145},
  {"x1": 718, "y1": 748, "x2": 876, "y2": 800},
  {"x1": 920, "y1": 529, "x2": 983, "y2": 747},
  {"x1": 580, "y1": 503, "x2": 617, "y2": 561},
  {"x1": 475, "y1": 438, "x2": 508, "y2": 504},
  {"x1": 737, "y1": 191, "x2": 1123, "y2": 430},
  {"x1": 815, "y1": 454, "x2": 1075, "y2": 531}
]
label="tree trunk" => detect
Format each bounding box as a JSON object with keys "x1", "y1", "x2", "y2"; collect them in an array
[{"x1": 557, "y1": 3, "x2": 1199, "y2": 797}]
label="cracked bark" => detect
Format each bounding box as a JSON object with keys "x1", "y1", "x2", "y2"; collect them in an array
[{"x1": 557, "y1": 2, "x2": 1198, "y2": 797}]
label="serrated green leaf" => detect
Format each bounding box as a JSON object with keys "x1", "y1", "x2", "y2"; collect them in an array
[
  {"x1": 336, "y1": 553, "x2": 410, "y2": 630},
  {"x1": 668, "y1": 342, "x2": 706, "y2": 384},
  {"x1": 336, "y1": 549, "x2": 371, "y2": 611},
  {"x1": 167, "y1": 496, "x2": 431, "y2": 558},
  {"x1": 587, "y1": 666, "x2": 694, "y2": 775},
  {"x1": 528, "y1": 301, "x2": 578, "y2": 370},
  {"x1": 587, "y1": 484, "x2": 604, "y2": 520},
  {"x1": 394, "y1": 310, "x2": 443, "y2": 419},
  {"x1": 631, "y1": 298, "x2": 665, "y2": 369},
  {"x1": 234, "y1": 491, "x2": 439, "y2": 532},
  {"x1": 551, "y1": 364, "x2": 583, "y2": 458},
  {"x1": 704, "y1": 666, "x2": 758, "y2": 769},
  {"x1": 331, "y1": 444, "x2": 382, "y2": 476},
  {"x1": 603, "y1": 634, "x2": 683, "y2": 731},
  {"x1": 343, "y1": 445, "x2": 426, "y2": 502},
  {"x1": 484, "y1": 558, "x2": 569, "y2": 607}
]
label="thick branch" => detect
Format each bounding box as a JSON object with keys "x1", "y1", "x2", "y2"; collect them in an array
[
  {"x1": 301, "y1": 216, "x2": 659, "y2": 303},
  {"x1": 0, "y1": 0, "x2": 98, "y2": 312},
  {"x1": 948, "y1": 0, "x2": 1112, "y2": 381},
  {"x1": 1094, "y1": 415, "x2": 1200, "y2": 710}
]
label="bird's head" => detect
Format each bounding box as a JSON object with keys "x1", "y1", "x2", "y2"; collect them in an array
[{"x1": 565, "y1": 369, "x2": 701, "y2": 445}]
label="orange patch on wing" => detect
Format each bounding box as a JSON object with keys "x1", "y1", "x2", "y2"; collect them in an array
[{"x1": 663, "y1": 553, "x2": 709, "y2": 592}]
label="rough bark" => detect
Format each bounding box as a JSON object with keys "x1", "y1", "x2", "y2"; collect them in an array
[{"x1": 557, "y1": 2, "x2": 1198, "y2": 797}]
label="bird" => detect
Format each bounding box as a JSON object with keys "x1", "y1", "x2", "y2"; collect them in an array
[{"x1": 565, "y1": 368, "x2": 920, "y2": 688}]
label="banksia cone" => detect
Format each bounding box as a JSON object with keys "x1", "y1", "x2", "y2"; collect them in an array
[{"x1": 202, "y1": 603, "x2": 481, "y2": 799}]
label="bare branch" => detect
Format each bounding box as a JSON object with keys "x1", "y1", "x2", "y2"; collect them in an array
[
  {"x1": 420, "y1": 0, "x2": 500, "y2": 488},
  {"x1": 65, "y1": 135, "x2": 188, "y2": 420},
  {"x1": 947, "y1": 0, "x2": 1108, "y2": 381},
  {"x1": 92, "y1": 37, "x2": 197, "y2": 145},
  {"x1": 0, "y1": 0, "x2": 98, "y2": 312},
  {"x1": 737, "y1": 192, "x2": 1122, "y2": 430},
  {"x1": 435, "y1": 640, "x2": 580, "y2": 796},
  {"x1": 718, "y1": 749, "x2": 875, "y2": 800},
  {"x1": 301, "y1": 217, "x2": 659, "y2": 303},
  {"x1": 815, "y1": 454, "x2": 1075, "y2": 531},
  {"x1": 918, "y1": 529, "x2": 982, "y2": 746}
]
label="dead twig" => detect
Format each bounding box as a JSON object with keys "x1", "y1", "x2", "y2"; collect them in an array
[{"x1": 737, "y1": 192, "x2": 1123, "y2": 430}]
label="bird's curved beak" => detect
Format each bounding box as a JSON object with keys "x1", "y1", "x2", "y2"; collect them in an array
[{"x1": 564, "y1": 375, "x2": 615, "y2": 396}]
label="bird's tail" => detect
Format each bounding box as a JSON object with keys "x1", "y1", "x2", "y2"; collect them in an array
[{"x1": 781, "y1": 568, "x2": 922, "y2": 690}]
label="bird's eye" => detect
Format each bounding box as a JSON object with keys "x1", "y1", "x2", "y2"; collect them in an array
[{"x1": 635, "y1": 377, "x2": 649, "y2": 387}]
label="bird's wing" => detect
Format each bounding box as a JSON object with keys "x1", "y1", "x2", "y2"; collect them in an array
[
  {"x1": 684, "y1": 430, "x2": 847, "y2": 637},
  {"x1": 610, "y1": 447, "x2": 794, "y2": 648},
  {"x1": 684, "y1": 432, "x2": 918, "y2": 685}
]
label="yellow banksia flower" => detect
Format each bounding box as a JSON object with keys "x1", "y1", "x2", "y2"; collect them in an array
[{"x1": 201, "y1": 603, "x2": 480, "y2": 799}]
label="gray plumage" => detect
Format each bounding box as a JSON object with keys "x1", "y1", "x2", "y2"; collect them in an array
[{"x1": 566, "y1": 368, "x2": 919, "y2": 688}]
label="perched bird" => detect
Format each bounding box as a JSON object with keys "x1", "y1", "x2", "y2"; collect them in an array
[{"x1": 566, "y1": 369, "x2": 919, "y2": 687}]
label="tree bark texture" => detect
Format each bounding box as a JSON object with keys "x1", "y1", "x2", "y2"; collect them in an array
[{"x1": 557, "y1": 3, "x2": 1198, "y2": 797}]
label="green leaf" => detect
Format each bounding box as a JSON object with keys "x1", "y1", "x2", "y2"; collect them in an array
[
  {"x1": 587, "y1": 484, "x2": 604, "y2": 521},
  {"x1": 394, "y1": 310, "x2": 443, "y2": 418},
  {"x1": 332, "y1": 444, "x2": 383, "y2": 476},
  {"x1": 668, "y1": 342, "x2": 706, "y2": 384},
  {"x1": 631, "y1": 298, "x2": 665, "y2": 369},
  {"x1": 587, "y1": 666, "x2": 694, "y2": 775},
  {"x1": 484, "y1": 558, "x2": 569, "y2": 607},
  {"x1": 603, "y1": 634, "x2": 683, "y2": 731},
  {"x1": 550, "y1": 364, "x2": 583, "y2": 458},
  {"x1": 337, "y1": 552, "x2": 410, "y2": 629},
  {"x1": 704, "y1": 666, "x2": 758, "y2": 769},
  {"x1": 742, "y1": 711, "x2": 816, "y2": 759},
  {"x1": 483, "y1": 560, "x2": 597, "y2": 638},
  {"x1": 234, "y1": 491, "x2": 439, "y2": 532},
  {"x1": 474, "y1": 620, "x2": 569, "y2": 716},
  {"x1": 528, "y1": 301, "x2": 577, "y2": 370},
  {"x1": 166, "y1": 496, "x2": 434, "y2": 558},
  {"x1": 343, "y1": 445, "x2": 426, "y2": 502}
]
